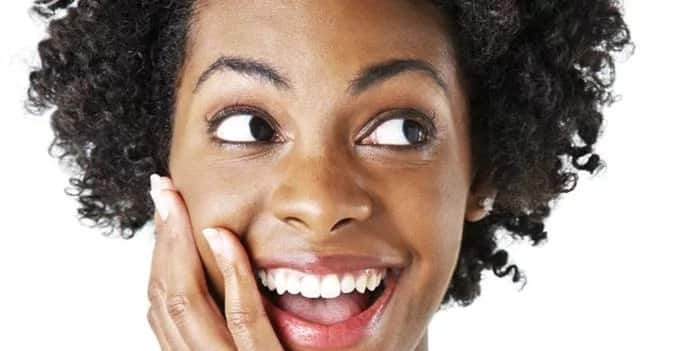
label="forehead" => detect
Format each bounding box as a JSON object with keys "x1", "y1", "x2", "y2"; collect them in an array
[{"x1": 183, "y1": 0, "x2": 457, "y2": 91}]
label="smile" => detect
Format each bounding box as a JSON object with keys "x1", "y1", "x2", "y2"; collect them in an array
[
  {"x1": 253, "y1": 255, "x2": 404, "y2": 349},
  {"x1": 258, "y1": 267, "x2": 387, "y2": 298}
]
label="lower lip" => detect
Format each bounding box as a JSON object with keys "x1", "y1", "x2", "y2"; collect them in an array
[{"x1": 261, "y1": 270, "x2": 400, "y2": 349}]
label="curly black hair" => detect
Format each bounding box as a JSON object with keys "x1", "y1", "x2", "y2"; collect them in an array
[{"x1": 26, "y1": 0, "x2": 632, "y2": 308}]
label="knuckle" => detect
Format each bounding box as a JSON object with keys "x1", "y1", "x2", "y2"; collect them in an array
[
  {"x1": 219, "y1": 262, "x2": 238, "y2": 280},
  {"x1": 147, "y1": 279, "x2": 166, "y2": 303},
  {"x1": 165, "y1": 294, "x2": 190, "y2": 325},
  {"x1": 226, "y1": 302, "x2": 265, "y2": 332}
]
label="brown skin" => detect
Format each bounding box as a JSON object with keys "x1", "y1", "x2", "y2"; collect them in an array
[
  {"x1": 148, "y1": 175, "x2": 285, "y2": 350},
  {"x1": 152, "y1": 1, "x2": 493, "y2": 350}
]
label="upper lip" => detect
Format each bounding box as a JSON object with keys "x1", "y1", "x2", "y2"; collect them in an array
[{"x1": 253, "y1": 253, "x2": 406, "y2": 275}]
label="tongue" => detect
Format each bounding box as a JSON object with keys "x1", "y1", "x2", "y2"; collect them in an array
[{"x1": 277, "y1": 292, "x2": 370, "y2": 325}]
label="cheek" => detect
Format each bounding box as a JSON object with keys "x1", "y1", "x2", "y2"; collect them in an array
[
  {"x1": 169, "y1": 159, "x2": 270, "y2": 302},
  {"x1": 176, "y1": 168, "x2": 264, "y2": 230},
  {"x1": 385, "y1": 163, "x2": 467, "y2": 317}
]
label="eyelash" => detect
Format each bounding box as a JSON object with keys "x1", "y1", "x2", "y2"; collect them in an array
[
  {"x1": 205, "y1": 104, "x2": 438, "y2": 151},
  {"x1": 360, "y1": 108, "x2": 438, "y2": 151},
  {"x1": 205, "y1": 105, "x2": 280, "y2": 151}
]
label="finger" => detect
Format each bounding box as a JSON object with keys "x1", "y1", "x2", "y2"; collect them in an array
[
  {"x1": 148, "y1": 174, "x2": 190, "y2": 350},
  {"x1": 152, "y1": 175, "x2": 236, "y2": 349},
  {"x1": 148, "y1": 174, "x2": 171, "y2": 289},
  {"x1": 202, "y1": 227, "x2": 284, "y2": 351},
  {"x1": 147, "y1": 245, "x2": 190, "y2": 347},
  {"x1": 147, "y1": 306, "x2": 173, "y2": 351},
  {"x1": 147, "y1": 244, "x2": 190, "y2": 350},
  {"x1": 151, "y1": 301, "x2": 193, "y2": 350},
  {"x1": 148, "y1": 173, "x2": 187, "y2": 304},
  {"x1": 156, "y1": 176, "x2": 208, "y2": 296}
]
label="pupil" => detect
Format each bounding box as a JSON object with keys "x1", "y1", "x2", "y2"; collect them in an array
[
  {"x1": 249, "y1": 116, "x2": 274, "y2": 141},
  {"x1": 402, "y1": 120, "x2": 425, "y2": 144}
]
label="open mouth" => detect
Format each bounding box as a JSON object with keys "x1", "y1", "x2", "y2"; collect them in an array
[{"x1": 255, "y1": 267, "x2": 401, "y2": 349}]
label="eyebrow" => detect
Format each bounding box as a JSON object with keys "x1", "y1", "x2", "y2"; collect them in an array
[
  {"x1": 347, "y1": 58, "x2": 448, "y2": 96},
  {"x1": 193, "y1": 56, "x2": 448, "y2": 96},
  {"x1": 194, "y1": 56, "x2": 291, "y2": 93}
]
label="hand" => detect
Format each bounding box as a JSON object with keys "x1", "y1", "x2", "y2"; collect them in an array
[{"x1": 146, "y1": 174, "x2": 284, "y2": 351}]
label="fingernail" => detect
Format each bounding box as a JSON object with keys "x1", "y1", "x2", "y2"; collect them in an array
[
  {"x1": 149, "y1": 174, "x2": 170, "y2": 221},
  {"x1": 202, "y1": 228, "x2": 232, "y2": 260},
  {"x1": 149, "y1": 173, "x2": 162, "y2": 191}
]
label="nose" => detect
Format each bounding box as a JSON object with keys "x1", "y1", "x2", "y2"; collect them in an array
[{"x1": 269, "y1": 149, "x2": 373, "y2": 238}]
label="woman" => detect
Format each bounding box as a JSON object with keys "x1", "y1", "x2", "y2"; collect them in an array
[{"x1": 27, "y1": 0, "x2": 632, "y2": 350}]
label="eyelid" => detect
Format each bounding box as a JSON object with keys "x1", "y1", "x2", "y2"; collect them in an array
[
  {"x1": 205, "y1": 104, "x2": 283, "y2": 142},
  {"x1": 357, "y1": 108, "x2": 438, "y2": 145},
  {"x1": 205, "y1": 105, "x2": 439, "y2": 150}
]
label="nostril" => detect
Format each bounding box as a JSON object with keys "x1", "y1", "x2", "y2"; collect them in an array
[
  {"x1": 331, "y1": 217, "x2": 353, "y2": 232},
  {"x1": 282, "y1": 216, "x2": 355, "y2": 234},
  {"x1": 284, "y1": 217, "x2": 306, "y2": 230}
]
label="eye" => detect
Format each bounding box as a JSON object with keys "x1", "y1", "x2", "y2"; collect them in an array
[
  {"x1": 359, "y1": 110, "x2": 434, "y2": 147},
  {"x1": 207, "y1": 106, "x2": 281, "y2": 144}
]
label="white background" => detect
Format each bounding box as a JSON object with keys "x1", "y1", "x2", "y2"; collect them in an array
[{"x1": 1, "y1": 1, "x2": 698, "y2": 350}]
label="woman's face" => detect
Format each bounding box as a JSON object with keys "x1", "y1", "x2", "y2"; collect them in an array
[{"x1": 168, "y1": 1, "x2": 485, "y2": 349}]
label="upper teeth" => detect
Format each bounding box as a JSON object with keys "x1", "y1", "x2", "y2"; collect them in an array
[{"x1": 257, "y1": 268, "x2": 387, "y2": 299}]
